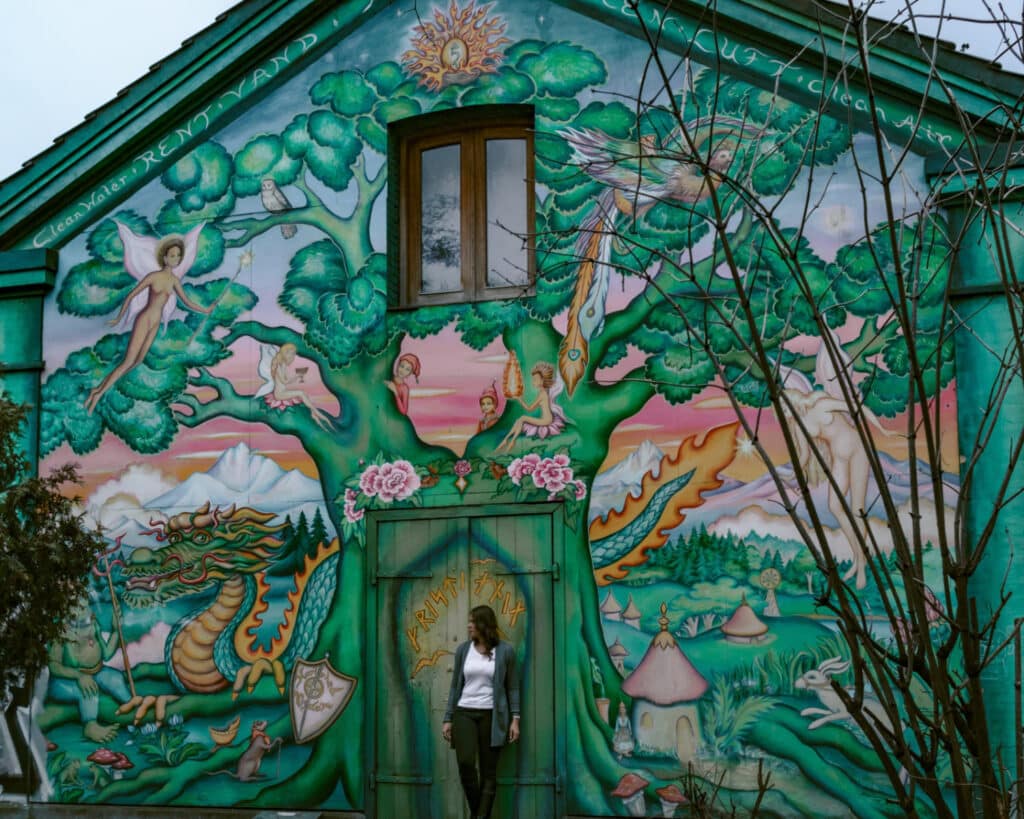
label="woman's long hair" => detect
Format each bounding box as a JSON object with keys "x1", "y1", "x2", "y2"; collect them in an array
[{"x1": 471, "y1": 604, "x2": 500, "y2": 653}]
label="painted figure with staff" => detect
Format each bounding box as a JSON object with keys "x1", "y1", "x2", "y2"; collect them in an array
[{"x1": 45, "y1": 538, "x2": 135, "y2": 742}]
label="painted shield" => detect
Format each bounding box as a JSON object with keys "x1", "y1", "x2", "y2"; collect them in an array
[{"x1": 289, "y1": 656, "x2": 357, "y2": 744}]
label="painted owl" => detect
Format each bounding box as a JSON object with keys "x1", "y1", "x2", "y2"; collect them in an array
[{"x1": 260, "y1": 178, "x2": 297, "y2": 239}]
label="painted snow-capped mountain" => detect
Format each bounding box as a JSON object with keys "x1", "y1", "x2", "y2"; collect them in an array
[
  {"x1": 95, "y1": 443, "x2": 334, "y2": 546},
  {"x1": 679, "y1": 451, "x2": 958, "y2": 534},
  {"x1": 147, "y1": 442, "x2": 329, "y2": 519},
  {"x1": 206, "y1": 442, "x2": 288, "y2": 494},
  {"x1": 590, "y1": 440, "x2": 664, "y2": 521},
  {"x1": 588, "y1": 439, "x2": 957, "y2": 563}
]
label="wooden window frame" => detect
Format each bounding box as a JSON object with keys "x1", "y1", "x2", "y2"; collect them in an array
[{"x1": 390, "y1": 105, "x2": 535, "y2": 308}]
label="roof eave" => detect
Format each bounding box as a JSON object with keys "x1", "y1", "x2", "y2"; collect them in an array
[
  {"x1": 559, "y1": 0, "x2": 1021, "y2": 143},
  {"x1": 0, "y1": 0, "x2": 336, "y2": 247}
]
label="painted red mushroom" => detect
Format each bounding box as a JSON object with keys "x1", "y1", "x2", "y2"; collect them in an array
[
  {"x1": 86, "y1": 748, "x2": 119, "y2": 766},
  {"x1": 611, "y1": 772, "x2": 649, "y2": 817},
  {"x1": 111, "y1": 753, "x2": 134, "y2": 770},
  {"x1": 656, "y1": 783, "x2": 689, "y2": 817}
]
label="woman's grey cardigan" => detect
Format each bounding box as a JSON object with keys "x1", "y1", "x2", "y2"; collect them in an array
[{"x1": 444, "y1": 640, "x2": 521, "y2": 747}]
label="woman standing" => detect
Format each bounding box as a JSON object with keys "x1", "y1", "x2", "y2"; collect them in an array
[{"x1": 442, "y1": 605, "x2": 520, "y2": 819}]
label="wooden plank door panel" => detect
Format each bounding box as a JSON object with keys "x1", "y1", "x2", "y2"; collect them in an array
[
  {"x1": 374, "y1": 516, "x2": 469, "y2": 819},
  {"x1": 472, "y1": 514, "x2": 557, "y2": 819},
  {"x1": 373, "y1": 510, "x2": 558, "y2": 819}
]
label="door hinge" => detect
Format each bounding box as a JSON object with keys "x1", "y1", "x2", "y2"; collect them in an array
[{"x1": 368, "y1": 770, "x2": 375, "y2": 791}]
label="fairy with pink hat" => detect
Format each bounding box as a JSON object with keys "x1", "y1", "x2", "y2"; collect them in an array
[
  {"x1": 386, "y1": 352, "x2": 421, "y2": 415},
  {"x1": 477, "y1": 382, "x2": 501, "y2": 433}
]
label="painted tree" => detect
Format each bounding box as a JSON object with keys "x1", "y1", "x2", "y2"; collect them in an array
[{"x1": 36, "y1": 3, "x2": 1016, "y2": 812}]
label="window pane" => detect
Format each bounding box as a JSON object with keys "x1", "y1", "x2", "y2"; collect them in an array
[
  {"x1": 420, "y1": 143, "x2": 462, "y2": 293},
  {"x1": 486, "y1": 139, "x2": 529, "y2": 288}
]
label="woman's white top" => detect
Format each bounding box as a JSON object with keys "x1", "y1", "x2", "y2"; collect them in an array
[{"x1": 457, "y1": 644, "x2": 495, "y2": 709}]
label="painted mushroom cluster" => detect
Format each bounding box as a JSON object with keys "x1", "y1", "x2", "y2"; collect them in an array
[{"x1": 86, "y1": 748, "x2": 134, "y2": 778}]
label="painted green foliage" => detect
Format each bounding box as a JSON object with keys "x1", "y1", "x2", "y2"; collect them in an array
[{"x1": 37, "y1": 3, "x2": 956, "y2": 815}]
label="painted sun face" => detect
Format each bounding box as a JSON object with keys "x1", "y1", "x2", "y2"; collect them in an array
[
  {"x1": 400, "y1": 0, "x2": 510, "y2": 92},
  {"x1": 442, "y1": 38, "x2": 468, "y2": 69}
]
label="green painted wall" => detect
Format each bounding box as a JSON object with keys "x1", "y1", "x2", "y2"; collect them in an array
[
  {"x1": 0, "y1": 249, "x2": 57, "y2": 469},
  {"x1": 0, "y1": 1, "x2": 1010, "y2": 816}
]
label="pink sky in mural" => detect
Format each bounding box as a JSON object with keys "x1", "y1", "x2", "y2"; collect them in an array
[{"x1": 50, "y1": 274, "x2": 961, "y2": 501}]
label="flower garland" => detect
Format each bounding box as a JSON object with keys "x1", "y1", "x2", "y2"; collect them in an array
[{"x1": 338, "y1": 449, "x2": 589, "y2": 546}]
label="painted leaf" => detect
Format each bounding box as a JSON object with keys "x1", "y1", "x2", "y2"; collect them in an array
[
  {"x1": 311, "y1": 70, "x2": 380, "y2": 116},
  {"x1": 233, "y1": 134, "x2": 302, "y2": 196},
  {"x1": 518, "y1": 42, "x2": 606, "y2": 97}
]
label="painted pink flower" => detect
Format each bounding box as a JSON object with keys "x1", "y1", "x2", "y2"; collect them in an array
[
  {"x1": 507, "y1": 453, "x2": 542, "y2": 486},
  {"x1": 371, "y1": 459, "x2": 421, "y2": 502},
  {"x1": 359, "y1": 465, "x2": 381, "y2": 497},
  {"x1": 532, "y1": 455, "x2": 574, "y2": 493},
  {"x1": 573, "y1": 479, "x2": 587, "y2": 500},
  {"x1": 343, "y1": 488, "x2": 364, "y2": 523},
  {"x1": 454, "y1": 459, "x2": 472, "y2": 477}
]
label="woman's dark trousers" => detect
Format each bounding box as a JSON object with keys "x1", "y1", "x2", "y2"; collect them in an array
[{"x1": 452, "y1": 707, "x2": 500, "y2": 818}]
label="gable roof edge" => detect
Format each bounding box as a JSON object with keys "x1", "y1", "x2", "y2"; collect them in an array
[{"x1": 0, "y1": 0, "x2": 384, "y2": 249}]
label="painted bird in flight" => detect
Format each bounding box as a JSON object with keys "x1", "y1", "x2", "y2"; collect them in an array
[{"x1": 555, "y1": 117, "x2": 764, "y2": 396}]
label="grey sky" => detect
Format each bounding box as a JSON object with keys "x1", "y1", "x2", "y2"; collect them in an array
[
  {"x1": 0, "y1": 1, "x2": 1019, "y2": 183},
  {"x1": 0, "y1": 1, "x2": 234, "y2": 181}
]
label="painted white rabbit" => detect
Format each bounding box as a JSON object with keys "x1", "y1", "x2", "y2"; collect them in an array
[{"x1": 794, "y1": 657, "x2": 895, "y2": 733}]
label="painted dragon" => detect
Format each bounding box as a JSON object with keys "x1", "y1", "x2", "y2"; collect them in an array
[
  {"x1": 590, "y1": 423, "x2": 739, "y2": 584},
  {"x1": 119, "y1": 503, "x2": 338, "y2": 706}
]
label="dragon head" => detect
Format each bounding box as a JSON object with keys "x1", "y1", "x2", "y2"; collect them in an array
[{"x1": 120, "y1": 503, "x2": 286, "y2": 608}]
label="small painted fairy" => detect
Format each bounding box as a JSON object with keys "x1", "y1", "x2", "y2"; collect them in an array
[
  {"x1": 386, "y1": 352, "x2": 421, "y2": 415},
  {"x1": 497, "y1": 361, "x2": 566, "y2": 451},
  {"x1": 255, "y1": 343, "x2": 333, "y2": 430},
  {"x1": 477, "y1": 382, "x2": 501, "y2": 433}
]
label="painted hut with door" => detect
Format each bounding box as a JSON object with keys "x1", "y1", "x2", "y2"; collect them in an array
[{"x1": 621, "y1": 604, "x2": 708, "y2": 763}]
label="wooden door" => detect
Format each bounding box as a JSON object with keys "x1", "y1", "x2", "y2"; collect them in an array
[{"x1": 368, "y1": 507, "x2": 560, "y2": 819}]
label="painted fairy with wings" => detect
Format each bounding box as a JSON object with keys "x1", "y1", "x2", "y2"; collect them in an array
[
  {"x1": 496, "y1": 361, "x2": 568, "y2": 451},
  {"x1": 85, "y1": 222, "x2": 210, "y2": 414},
  {"x1": 255, "y1": 343, "x2": 334, "y2": 430}
]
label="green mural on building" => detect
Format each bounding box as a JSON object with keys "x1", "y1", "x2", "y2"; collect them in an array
[{"x1": 29, "y1": 1, "x2": 958, "y2": 815}]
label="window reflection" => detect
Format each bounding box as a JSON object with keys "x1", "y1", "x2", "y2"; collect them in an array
[
  {"x1": 486, "y1": 139, "x2": 528, "y2": 288},
  {"x1": 420, "y1": 143, "x2": 462, "y2": 293}
]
